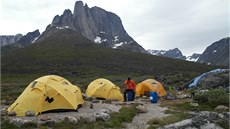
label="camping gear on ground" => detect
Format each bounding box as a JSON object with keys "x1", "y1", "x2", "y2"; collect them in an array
[
  {"x1": 136, "y1": 79, "x2": 166, "y2": 97},
  {"x1": 86, "y1": 78, "x2": 124, "y2": 101},
  {"x1": 188, "y1": 69, "x2": 228, "y2": 88},
  {"x1": 149, "y1": 92, "x2": 158, "y2": 103},
  {"x1": 7, "y1": 75, "x2": 84, "y2": 116},
  {"x1": 127, "y1": 90, "x2": 135, "y2": 101}
]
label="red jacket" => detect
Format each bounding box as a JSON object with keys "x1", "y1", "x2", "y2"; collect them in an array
[{"x1": 125, "y1": 80, "x2": 136, "y2": 90}]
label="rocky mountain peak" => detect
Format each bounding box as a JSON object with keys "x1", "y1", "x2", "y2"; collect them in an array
[
  {"x1": 148, "y1": 48, "x2": 186, "y2": 60},
  {"x1": 16, "y1": 29, "x2": 40, "y2": 47},
  {"x1": 197, "y1": 37, "x2": 229, "y2": 66},
  {"x1": 46, "y1": 1, "x2": 146, "y2": 53},
  {"x1": 0, "y1": 34, "x2": 23, "y2": 47}
]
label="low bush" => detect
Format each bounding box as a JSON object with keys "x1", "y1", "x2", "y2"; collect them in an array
[{"x1": 194, "y1": 88, "x2": 229, "y2": 107}]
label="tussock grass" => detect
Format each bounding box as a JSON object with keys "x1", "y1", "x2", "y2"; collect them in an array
[
  {"x1": 147, "y1": 110, "x2": 191, "y2": 129},
  {"x1": 104, "y1": 105, "x2": 137, "y2": 128}
]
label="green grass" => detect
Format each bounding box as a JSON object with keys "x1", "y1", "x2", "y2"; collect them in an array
[
  {"x1": 170, "y1": 102, "x2": 215, "y2": 112},
  {"x1": 216, "y1": 119, "x2": 229, "y2": 129},
  {"x1": 193, "y1": 88, "x2": 229, "y2": 108},
  {"x1": 147, "y1": 110, "x2": 191, "y2": 129},
  {"x1": 1, "y1": 120, "x2": 37, "y2": 129}
]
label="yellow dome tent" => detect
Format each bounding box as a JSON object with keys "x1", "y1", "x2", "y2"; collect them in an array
[
  {"x1": 7, "y1": 75, "x2": 84, "y2": 116},
  {"x1": 86, "y1": 78, "x2": 124, "y2": 101},
  {"x1": 136, "y1": 79, "x2": 166, "y2": 97}
]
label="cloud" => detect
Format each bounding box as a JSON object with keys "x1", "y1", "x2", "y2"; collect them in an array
[{"x1": 0, "y1": 0, "x2": 228, "y2": 56}]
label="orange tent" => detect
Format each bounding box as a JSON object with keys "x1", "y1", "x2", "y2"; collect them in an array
[{"x1": 136, "y1": 79, "x2": 166, "y2": 97}]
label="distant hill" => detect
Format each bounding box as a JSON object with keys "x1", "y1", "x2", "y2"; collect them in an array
[
  {"x1": 186, "y1": 53, "x2": 201, "y2": 62},
  {"x1": 45, "y1": 1, "x2": 146, "y2": 53},
  {"x1": 148, "y1": 37, "x2": 229, "y2": 67},
  {"x1": 0, "y1": 34, "x2": 23, "y2": 47},
  {"x1": 2, "y1": 28, "x2": 215, "y2": 78},
  {"x1": 1, "y1": 30, "x2": 40, "y2": 55},
  {"x1": 147, "y1": 48, "x2": 186, "y2": 60},
  {"x1": 197, "y1": 37, "x2": 229, "y2": 66}
]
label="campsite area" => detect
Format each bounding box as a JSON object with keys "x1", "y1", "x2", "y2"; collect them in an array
[{"x1": 1, "y1": 68, "x2": 229, "y2": 129}]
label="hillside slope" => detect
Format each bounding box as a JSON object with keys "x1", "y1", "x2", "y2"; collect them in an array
[
  {"x1": 197, "y1": 37, "x2": 229, "y2": 66},
  {"x1": 2, "y1": 28, "x2": 216, "y2": 79}
]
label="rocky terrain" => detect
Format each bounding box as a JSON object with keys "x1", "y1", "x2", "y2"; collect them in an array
[
  {"x1": 1, "y1": 95, "x2": 229, "y2": 129},
  {"x1": 45, "y1": 1, "x2": 146, "y2": 53}
]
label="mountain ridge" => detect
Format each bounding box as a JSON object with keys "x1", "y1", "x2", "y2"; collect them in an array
[{"x1": 45, "y1": 1, "x2": 146, "y2": 53}]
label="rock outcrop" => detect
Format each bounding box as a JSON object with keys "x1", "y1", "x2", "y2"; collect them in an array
[{"x1": 46, "y1": 1, "x2": 146, "y2": 53}]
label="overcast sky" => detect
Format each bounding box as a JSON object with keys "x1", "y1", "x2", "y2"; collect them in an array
[{"x1": 0, "y1": 0, "x2": 229, "y2": 56}]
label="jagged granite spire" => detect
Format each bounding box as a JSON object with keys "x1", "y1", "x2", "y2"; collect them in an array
[{"x1": 47, "y1": 1, "x2": 146, "y2": 53}]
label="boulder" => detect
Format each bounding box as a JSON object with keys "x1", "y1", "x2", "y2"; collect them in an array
[
  {"x1": 94, "y1": 112, "x2": 110, "y2": 121},
  {"x1": 215, "y1": 105, "x2": 229, "y2": 112},
  {"x1": 80, "y1": 114, "x2": 96, "y2": 123},
  {"x1": 40, "y1": 115, "x2": 51, "y2": 121},
  {"x1": 136, "y1": 105, "x2": 148, "y2": 113},
  {"x1": 25, "y1": 110, "x2": 36, "y2": 117},
  {"x1": 190, "y1": 102, "x2": 199, "y2": 107},
  {"x1": 64, "y1": 116, "x2": 78, "y2": 124},
  {"x1": 8, "y1": 111, "x2": 16, "y2": 116},
  {"x1": 198, "y1": 70, "x2": 229, "y2": 89}
]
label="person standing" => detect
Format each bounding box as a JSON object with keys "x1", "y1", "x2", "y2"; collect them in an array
[{"x1": 123, "y1": 77, "x2": 136, "y2": 101}]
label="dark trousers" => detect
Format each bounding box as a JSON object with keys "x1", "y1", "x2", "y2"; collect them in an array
[{"x1": 123, "y1": 89, "x2": 135, "y2": 101}]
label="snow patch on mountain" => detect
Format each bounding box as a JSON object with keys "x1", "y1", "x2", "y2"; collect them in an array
[
  {"x1": 94, "y1": 37, "x2": 102, "y2": 44},
  {"x1": 56, "y1": 26, "x2": 70, "y2": 29},
  {"x1": 112, "y1": 42, "x2": 126, "y2": 49}
]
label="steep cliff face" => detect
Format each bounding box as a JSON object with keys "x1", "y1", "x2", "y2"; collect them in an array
[
  {"x1": 46, "y1": 1, "x2": 146, "y2": 53},
  {"x1": 0, "y1": 30, "x2": 40, "y2": 48},
  {"x1": 17, "y1": 29, "x2": 40, "y2": 47},
  {"x1": 197, "y1": 37, "x2": 229, "y2": 66},
  {"x1": 0, "y1": 34, "x2": 23, "y2": 47}
]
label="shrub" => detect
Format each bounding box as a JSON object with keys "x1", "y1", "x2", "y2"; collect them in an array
[{"x1": 194, "y1": 88, "x2": 229, "y2": 107}]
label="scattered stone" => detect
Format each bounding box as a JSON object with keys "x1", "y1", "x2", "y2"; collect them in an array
[
  {"x1": 165, "y1": 93, "x2": 176, "y2": 100},
  {"x1": 8, "y1": 111, "x2": 16, "y2": 116},
  {"x1": 1, "y1": 108, "x2": 7, "y2": 116},
  {"x1": 64, "y1": 116, "x2": 78, "y2": 124},
  {"x1": 80, "y1": 114, "x2": 96, "y2": 123},
  {"x1": 94, "y1": 112, "x2": 110, "y2": 121},
  {"x1": 40, "y1": 115, "x2": 51, "y2": 121},
  {"x1": 10, "y1": 118, "x2": 36, "y2": 127},
  {"x1": 39, "y1": 120, "x2": 55, "y2": 127},
  {"x1": 100, "y1": 112, "x2": 110, "y2": 121},
  {"x1": 100, "y1": 109, "x2": 110, "y2": 114},
  {"x1": 218, "y1": 113, "x2": 224, "y2": 119},
  {"x1": 215, "y1": 105, "x2": 229, "y2": 112},
  {"x1": 190, "y1": 102, "x2": 199, "y2": 107},
  {"x1": 177, "y1": 94, "x2": 190, "y2": 99},
  {"x1": 25, "y1": 110, "x2": 36, "y2": 117},
  {"x1": 136, "y1": 105, "x2": 148, "y2": 113}
]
